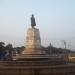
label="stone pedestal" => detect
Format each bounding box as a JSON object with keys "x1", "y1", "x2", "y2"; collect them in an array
[
  {"x1": 22, "y1": 28, "x2": 42, "y2": 54},
  {"x1": 13, "y1": 27, "x2": 45, "y2": 60}
]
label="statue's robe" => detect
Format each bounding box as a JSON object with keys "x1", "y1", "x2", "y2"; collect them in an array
[{"x1": 31, "y1": 16, "x2": 36, "y2": 28}]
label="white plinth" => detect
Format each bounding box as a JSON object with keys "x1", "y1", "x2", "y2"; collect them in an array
[{"x1": 22, "y1": 28, "x2": 42, "y2": 54}]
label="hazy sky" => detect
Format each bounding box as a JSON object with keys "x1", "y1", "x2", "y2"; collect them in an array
[{"x1": 0, "y1": 0, "x2": 75, "y2": 50}]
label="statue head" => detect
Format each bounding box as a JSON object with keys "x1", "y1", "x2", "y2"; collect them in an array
[{"x1": 32, "y1": 14, "x2": 34, "y2": 17}]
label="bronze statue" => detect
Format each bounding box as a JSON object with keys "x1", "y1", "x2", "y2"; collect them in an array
[{"x1": 31, "y1": 14, "x2": 36, "y2": 28}]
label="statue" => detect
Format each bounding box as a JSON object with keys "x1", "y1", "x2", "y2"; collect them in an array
[{"x1": 31, "y1": 14, "x2": 36, "y2": 28}]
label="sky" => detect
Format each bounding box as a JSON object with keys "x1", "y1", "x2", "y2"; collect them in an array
[{"x1": 0, "y1": 0, "x2": 75, "y2": 50}]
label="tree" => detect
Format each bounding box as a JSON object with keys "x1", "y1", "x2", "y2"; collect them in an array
[
  {"x1": 0, "y1": 42, "x2": 6, "y2": 60},
  {"x1": 5, "y1": 44, "x2": 13, "y2": 60}
]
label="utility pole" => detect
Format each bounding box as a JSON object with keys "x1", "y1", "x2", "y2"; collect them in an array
[
  {"x1": 68, "y1": 44, "x2": 71, "y2": 50},
  {"x1": 61, "y1": 40, "x2": 66, "y2": 49},
  {"x1": 61, "y1": 40, "x2": 69, "y2": 64}
]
